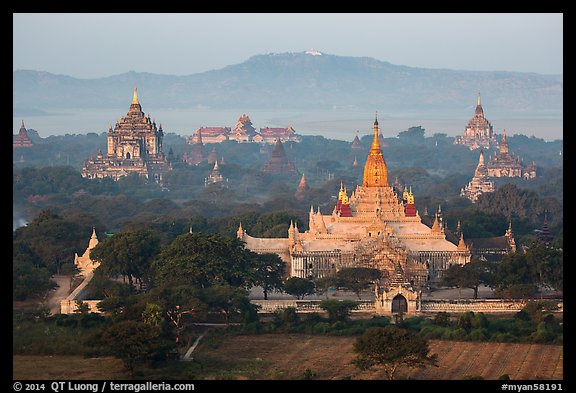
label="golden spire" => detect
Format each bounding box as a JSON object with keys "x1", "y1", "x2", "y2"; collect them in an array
[
  {"x1": 370, "y1": 112, "x2": 381, "y2": 152},
  {"x1": 363, "y1": 114, "x2": 388, "y2": 187},
  {"x1": 407, "y1": 186, "x2": 414, "y2": 204},
  {"x1": 132, "y1": 87, "x2": 139, "y2": 105},
  {"x1": 477, "y1": 91, "x2": 481, "y2": 106}
]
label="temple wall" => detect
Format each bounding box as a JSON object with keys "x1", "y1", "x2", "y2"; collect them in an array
[
  {"x1": 60, "y1": 300, "x2": 102, "y2": 314},
  {"x1": 250, "y1": 299, "x2": 563, "y2": 315}
]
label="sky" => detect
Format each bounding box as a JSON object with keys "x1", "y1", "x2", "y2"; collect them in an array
[{"x1": 13, "y1": 13, "x2": 563, "y2": 78}]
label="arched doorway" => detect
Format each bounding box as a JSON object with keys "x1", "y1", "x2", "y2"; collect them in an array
[
  {"x1": 126, "y1": 152, "x2": 131, "y2": 159},
  {"x1": 391, "y1": 294, "x2": 408, "y2": 314}
]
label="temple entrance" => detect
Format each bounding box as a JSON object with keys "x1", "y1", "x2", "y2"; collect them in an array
[
  {"x1": 391, "y1": 294, "x2": 408, "y2": 314},
  {"x1": 126, "y1": 152, "x2": 131, "y2": 159}
]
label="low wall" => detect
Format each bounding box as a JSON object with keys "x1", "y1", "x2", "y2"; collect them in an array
[
  {"x1": 251, "y1": 299, "x2": 563, "y2": 315},
  {"x1": 59, "y1": 297, "x2": 563, "y2": 316},
  {"x1": 60, "y1": 299, "x2": 102, "y2": 314},
  {"x1": 251, "y1": 299, "x2": 375, "y2": 313}
]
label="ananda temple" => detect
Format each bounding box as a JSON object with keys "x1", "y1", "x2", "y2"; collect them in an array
[{"x1": 238, "y1": 116, "x2": 471, "y2": 288}]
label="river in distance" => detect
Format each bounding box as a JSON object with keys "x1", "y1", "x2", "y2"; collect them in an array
[{"x1": 13, "y1": 108, "x2": 563, "y2": 142}]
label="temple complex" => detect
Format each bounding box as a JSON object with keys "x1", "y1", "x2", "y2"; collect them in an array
[
  {"x1": 259, "y1": 127, "x2": 301, "y2": 143},
  {"x1": 486, "y1": 129, "x2": 537, "y2": 179},
  {"x1": 230, "y1": 114, "x2": 258, "y2": 142},
  {"x1": 193, "y1": 127, "x2": 231, "y2": 143},
  {"x1": 454, "y1": 92, "x2": 498, "y2": 150},
  {"x1": 460, "y1": 150, "x2": 495, "y2": 202},
  {"x1": 190, "y1": 115, "x2": 301, "y2": 144},
  {"x1": 81, "y1": 88, "x2": 171, "y2": 182},
  {"x1": 13, "y1": 120, "x2": 34, "y2": 148},
  {"x1": 261, "y1": 139, "x2": 297, "y2": 174},
  {"x1": 240, "y1": 116, "x2": 471, "y2": 287}
]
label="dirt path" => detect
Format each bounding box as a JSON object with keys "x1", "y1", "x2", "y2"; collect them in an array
[{"x1": 46, "y1": 275, "x2": 72, "y2": 315}]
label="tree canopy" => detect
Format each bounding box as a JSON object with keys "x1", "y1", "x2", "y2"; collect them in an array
[{"x1": 353, "y1": 326, "x2": 438, "y2": 380}]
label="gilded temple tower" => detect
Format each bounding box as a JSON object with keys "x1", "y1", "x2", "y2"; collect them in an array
[{"x1": 363, "y1": 114, "x2": 388, "y2": 187}]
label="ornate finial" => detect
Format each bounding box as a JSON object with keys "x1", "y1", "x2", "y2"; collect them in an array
[
  {"x1": 132, "y1": 87, "x2": 139, "y2": 105},
  {"x1": 374, "y1": 111, "x2": 378, "y2": 126},
  {"x1": 477, "y1": 91, "x2": 481, "y2": 106},
  {"x1": 371, "y1": 113, "x2": 381, "y2": 150},
  {"x1": 21, "y1": 119, "x2": 25, "y2": 128}
]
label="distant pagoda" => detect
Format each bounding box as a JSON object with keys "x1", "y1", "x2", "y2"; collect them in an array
[
  {"x1": 184, "y1": 128, "x2": 205, "y2": 165},
  {"x1": 295, "y1": 173, "x2": 310, "y2": 200},
  {"x1": 205, "y1": 160, "x2": 225, "y2": 185},
  {"x1": 261, "y1": 139, "x2": 297, "y2": 174},
  {"x1": 454, "y1": 91, "x2": 498, "y2": 150},
  {"x1": 81, "y1": 88, "x2": 171, "y2": 182},
  {"x1": 351, "y1": 131, "x2": 362, "y2": 150},
  {"x1": 487, "y1": 129, "x2": 536, "y2": 179},
  {"x1": 536, "y1": 212, "x2": 554, "y2": 245},
  {"x1": 13, "y1": 120, "x2": 34, "y2": 148},
  {"x1": 206, "y1": 147, "x2": 219, "y2": 164},
  {"x1": 460, "y1": 149, "x2": 495, "y2": 202}
]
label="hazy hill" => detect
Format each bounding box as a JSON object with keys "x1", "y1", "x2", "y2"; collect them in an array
[{"x1": 13, "y1": 51, "x2": 562, "y2": 117}]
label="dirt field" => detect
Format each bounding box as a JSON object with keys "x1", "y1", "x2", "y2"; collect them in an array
[
  {"x1": 192, "y1": 334, "x2": 563, "y2": 380},
  {"x1": 13, "y1": 335, "x2": 563, "y2": 380},
  {"x1": 12, "y1": 355, "x2": 129, "y2": 380}
]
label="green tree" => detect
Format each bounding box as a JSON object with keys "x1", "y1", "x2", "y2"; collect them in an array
[
  {"x1": 352, "y1": 326, "x2": 438, "y2": 380},
  {"x1": 149, "y1": 285, "x2": 207, "y2": 344},
  {"x1": 13, "y1": 242, "x2": 56, "y2": 301},
  {"x1": 284, "y1": 277, "x2": 316, "y2": 299},
  {"x1": 319, "y1": 299, "x2": 357, "y2": 322},
  {"x1": 524, "y1": 241, "x2": 563, "y2": 293},
  {"x1": 90, "y1": 229, "x2": 161, "y2": 289},
  {"x1": 13, "y1": 210, "x2": 89, "y2": 274},
  {"x1": 199, "y1": 284, "x2": 254, "y2": 324},
  {"x1": 152, "y1": 233, "x2": 250, "y2": 289},
  {"x1": 247, "y1": 252, "x2": 285, "y2": 300},
  {"x1": 89, "y1": 320, "x2": 174, "y2": 376},
  {"x1": 315, "y1": 276, "x2": 338, "y2": 299},
  {"x1": 336, "y1": 267, "x2": 381, "y2": 299},
  {"x1": 141, "y1": 303, "x2": 163, "y2": 326},
  {"x1": 440, "y1": 260, "x2": 492, "y2": 299},
  {"x1": 494, "y1": 251, "x2": 546, "y2": 298}
]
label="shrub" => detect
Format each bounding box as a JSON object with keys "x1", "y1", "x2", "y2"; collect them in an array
[{"x1": 312, "y1": 322, "x2": 331, "y2": 334}]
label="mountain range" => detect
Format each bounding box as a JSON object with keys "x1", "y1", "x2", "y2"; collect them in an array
[{"x1": 13, "y1": 51, "x2": 563, "y2": 117}]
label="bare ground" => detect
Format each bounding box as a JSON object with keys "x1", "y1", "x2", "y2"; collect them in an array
[{"x1": 13, "y1": 335, "x2": 562, "y2": 380}]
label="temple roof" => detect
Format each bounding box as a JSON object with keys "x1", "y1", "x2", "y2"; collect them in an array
[{"x1": 465, "y1": 236, "x2": 510, "y2": 250}]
